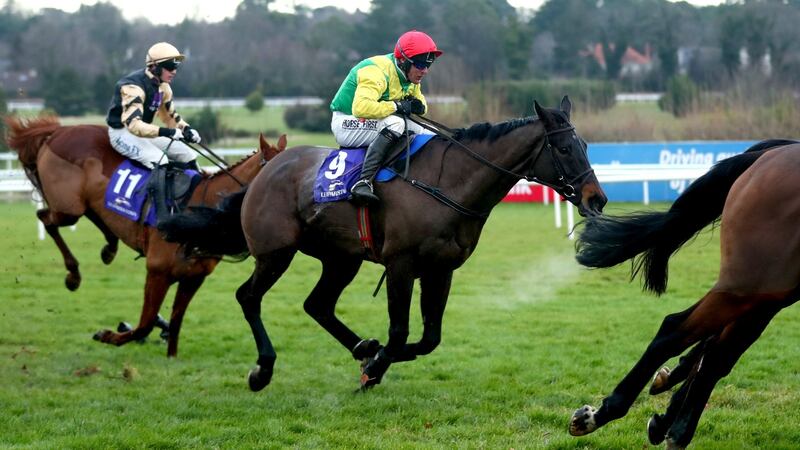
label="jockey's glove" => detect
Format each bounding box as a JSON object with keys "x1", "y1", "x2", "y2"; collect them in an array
[
  {"x1": 183, "y1": 126, "x2": 202, "y2": 144},
  {"x1": 395, "y1": 98, "x2": 425, "y2": 116}
]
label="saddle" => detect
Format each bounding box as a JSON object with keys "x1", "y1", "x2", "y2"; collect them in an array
[{"x1": 164, "y1": 161, "x2": 202, "y2": 212}]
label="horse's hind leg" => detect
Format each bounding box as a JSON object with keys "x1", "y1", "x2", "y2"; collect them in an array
[
  {"x1": 302, "y1": 258, "x2": 373, "y2": 358},
  {"x1": 649, "y1": 339, "x2": 709, "y2": 395},
  {"x1": 84, "y1": 210, "x2": 119, "y2": 265},
  {"x1": 570, "y1": 290, "x2": 759, "y2": 437},
  {"x1": 395, "y1": 270, "x2": 453, "y2": 362},
  {"x1": 653, "y1": 305, "x2": 782, "y2": 448},
  {"x1": 37, "y1": 208, "x2": 82, "y2": 291},
  {"x1": 164, "y1": 276, "x2": 206, "y2": 357},
  {"x1": 93, "y1": 271, "x2": 172, "y2": 346},
  {"x1": 237, "y1": 248, "x2": 296, "y2": 392}
]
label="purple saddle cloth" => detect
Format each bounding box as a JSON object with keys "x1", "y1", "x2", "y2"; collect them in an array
[
  {"x1": 104, "y1": 160, "x2": 199, "y2": 226},
  {"x1": 313, "y1": 134, "x2": 435, "y2": 203}
]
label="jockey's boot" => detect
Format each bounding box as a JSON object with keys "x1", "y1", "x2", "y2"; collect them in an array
[
  {"x1": 350, "y1": 128, "x2": 400, "y2": 206},
  {"x1": 147, "y1": 164, "x2": 170, "y2": 224}
]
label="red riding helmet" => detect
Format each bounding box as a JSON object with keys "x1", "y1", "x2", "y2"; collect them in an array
[{"x1": 394, "y1": 30, "x2": 443, "y2": 73}]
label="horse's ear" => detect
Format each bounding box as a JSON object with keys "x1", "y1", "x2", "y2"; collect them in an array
[
  {"x1": 258, "y1": 133, "x2": 270, "y2": 151},
  {"x1": 533, "y1": 100, "x2": 545, "y2": 118},
  {"x1": 534, "y1": 100, "x2": 553, "y2": 124},
  {"x1": 277, "y1": 134, "x2": 287, "y2": 151},
  {"x1": 560, "y1": 95, "x2": 572, "y2": 120}
]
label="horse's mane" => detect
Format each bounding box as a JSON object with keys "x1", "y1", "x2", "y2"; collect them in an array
[
  {"x1": 204, "y1": 150, "x2": 258, "y2": 180},
  {"x1": 452, "y1": 117, "x2": 535, "y2": 143},
  {"x1": 4, "y1": 115, "x2": 62, "y2": 168}
]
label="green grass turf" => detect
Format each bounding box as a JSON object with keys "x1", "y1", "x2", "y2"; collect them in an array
[{"x1": 2, "y1": 200, "x2": 800, "y2": 448}]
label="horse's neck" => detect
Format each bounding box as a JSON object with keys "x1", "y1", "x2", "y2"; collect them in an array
[
  {"x1": 194, "y1": 155, "x2": 261, "y2": 205},
  {"x1": 451, "y1": 126, "x2": 543, "y2": 208}
]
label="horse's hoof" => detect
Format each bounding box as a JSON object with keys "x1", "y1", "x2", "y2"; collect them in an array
[
  {"x1": 93, "y1": 329, "x2": 112, "y2": 342},
  {"x1": 351, "y1": 338, "x2": 381, "y2": 360},
  {"x1": 649, "y1": 366, "x2": 671, "y2": 395},
  {"x1": 665, "y1": 437, "x2": 686, "y2": 450},
  {"x1": 248, "y1": 365, "x2": 273, "y2": 392},
  {"x1": 360, "y1": 348, "x2": 390, "y2": 389},
  {"x1": 100, "y1": 246, "x2": 117, "y2": 265},
  {"x1": 647, "y1": 414, "x2": 666, "y2": 445},
  {"x1": 155, "y1": 315, "x2": 170, "y2": 341},
  {"x1": 65, "y1": 272, "x2": 81, "y2": 291},
  {"x1": 569, "y1": 405, "x2": 598, "y2": 436}
]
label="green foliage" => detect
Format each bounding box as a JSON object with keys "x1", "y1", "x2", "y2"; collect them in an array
[
  {"x1": 186, "y1": 106, "x2": 223, "y2": 144},
  {"x1": 244, "y1": 89, "x2": 264, "y2": 113},
  {"x1": 465, "y1": 79, "x2": 616, "y2": 118},
  {"x1": 41, "y1": 69, "x2": 93, "y2": 116},
  {"x1": 659, "y1": 75, "x2": 700, "y2": 117},
  {"x1": 283, "y1": 105, "x2": 330, "y2": 132}
]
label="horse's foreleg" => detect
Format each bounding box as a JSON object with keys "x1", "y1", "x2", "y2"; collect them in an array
[
  {"x1": 659, "y1": 305, "x2": 781, "y2": 449},
  {"x1": 37, "y1": 208, "x2": 82, "y2": 291},
  {"x1": 165, "y1": 276, "x2": 206, "y2": 357},
  {"x1": 237, "y1": 249, "x2": 296, "y2": 392},
  {"x1": 93, "y1": 271, "x2": 172, "y2": 347},
  {"x1": 361, "y1": 257, "x2": 414, "y2": 389},
  {"x1": 302, "y1": 258, "x2": 369, "y2": 357},
  {"x1": 395, "y1": 270, "x2": 453, "y2": 362},
  {"x1": 84, "y1": 210, "x2": 119, "y2": 265}
]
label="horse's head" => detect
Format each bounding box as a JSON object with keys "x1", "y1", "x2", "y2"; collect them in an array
[{"x1": 532, "y1": 96, "x2": 606, "y2": 217}]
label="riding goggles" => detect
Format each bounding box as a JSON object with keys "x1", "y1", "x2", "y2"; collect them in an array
[
  {"x1": 410, "y1": 53, "x2": 435, "y2": 70},
  {"x1": 158, "y1": 59, "x2": 181, "y2": 71}
]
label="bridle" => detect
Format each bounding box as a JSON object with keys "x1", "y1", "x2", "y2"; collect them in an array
[{"x1": 409, "y1": 115, "x2": 594, "y2": 201}]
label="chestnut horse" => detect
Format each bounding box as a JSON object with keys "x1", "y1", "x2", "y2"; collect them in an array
[
  {"x1": 160, "y1": 97, "x2": 607, "y2": 391},
  {"x1": 569, "y1": 139, "x2": 799, "y2": 448},
  {"x1": 5, "y1": 116, "x2": 285, "y2": 357}
]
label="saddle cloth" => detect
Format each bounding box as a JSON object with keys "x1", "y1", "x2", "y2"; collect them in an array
[
  {"x1": 104, "y1": 160, "x2": 199, "y2": 226},
  {"x1": 313, "y1": 134, "x2": 435, "y2": 203}
]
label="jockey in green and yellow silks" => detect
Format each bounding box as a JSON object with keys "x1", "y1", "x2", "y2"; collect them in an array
[{"x1": 330, "y1": 30, "x2": 442, "y2": 206}]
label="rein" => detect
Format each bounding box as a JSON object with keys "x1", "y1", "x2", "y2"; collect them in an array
[
  {"x1": 183, "y1": 141, "x2": 246, "y2": 187},
  {"x1": 393, "y1": 114, "x2": 587, "y2": 218}
]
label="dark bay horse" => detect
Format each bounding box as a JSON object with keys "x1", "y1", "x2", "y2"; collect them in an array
[
  {"x1": 6, "y1": 116, "x2": 286, "y2": 357},
  {"x1": 160, "y1": 96, "x2": 607, "y2": 390},
  {"x1": 568, "y1": 139, "x2": 800, "y2": 448}
]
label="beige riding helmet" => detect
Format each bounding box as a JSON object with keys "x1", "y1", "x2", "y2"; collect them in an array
[{"x1": 145, "y1": 42, "x2": 185, "y2": 66}]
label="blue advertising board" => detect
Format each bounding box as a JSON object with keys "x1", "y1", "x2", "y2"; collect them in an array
[{"x1": 588, "y1": 141, "x2": 756, "y2": 202}]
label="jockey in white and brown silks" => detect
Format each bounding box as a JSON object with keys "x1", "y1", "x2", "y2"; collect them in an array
[
  {"x1": 105, "y1": 42, "x2": 202, "y2": 222},
  {"x1": 329, "y1": 30, "x2": 443, "y2": 205}
]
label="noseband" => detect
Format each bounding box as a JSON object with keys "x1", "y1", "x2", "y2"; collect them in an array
[{"x1": 527, "y1": 126, "x2": 596, "y2": 199}]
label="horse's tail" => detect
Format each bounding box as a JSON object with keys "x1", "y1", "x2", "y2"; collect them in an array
[
  {"x1": 577, "y1": 142, "x2": 781, "y2": 295},
  {"x1": 158, "y1": 189, "x2": 250, "y2": 259},
  {"x1": 4, "y1": 115, "x2": 61, "y2": 191},
  {"x1": 5, "y1": 115, "x2": 61, "y2": 166}
]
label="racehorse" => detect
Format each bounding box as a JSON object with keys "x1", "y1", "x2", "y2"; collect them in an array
[
  {"x1": 568, "y1": 139, "x2": 800, "y2": 448},
  {"x1": 5, "y1": 115, "x2": 286, "y2": 357},
  {"x1": 159, "y1": 96, "x2": 607, "y2": 391}
]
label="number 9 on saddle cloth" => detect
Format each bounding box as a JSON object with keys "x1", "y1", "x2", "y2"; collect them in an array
[
  {"x1": 313, "y1": 134, "x2": 434, "y2": 203},
  {"x1": 104, "y1": 160, "x2": 201, "y2": 226}
]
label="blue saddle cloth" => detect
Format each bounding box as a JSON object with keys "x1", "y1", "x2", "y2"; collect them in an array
[
  {"x1": 313, "y1": 134, "x2": 435, "y2": 203},
  {"x1": 104, "y1": 160, "x2": 199, "y2": 226}
]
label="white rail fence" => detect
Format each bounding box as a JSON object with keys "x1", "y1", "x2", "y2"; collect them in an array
[{"x1": 1, "y1": 151, "x2": 712, "y2": 240}]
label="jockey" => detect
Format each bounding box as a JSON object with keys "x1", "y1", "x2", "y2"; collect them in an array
[
  {"x1": 330, "y1": 30, "x2": 442, "y2": 205},
  {"x1": 105, "y1": 42, "x2": 202, "y2": 221}
]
